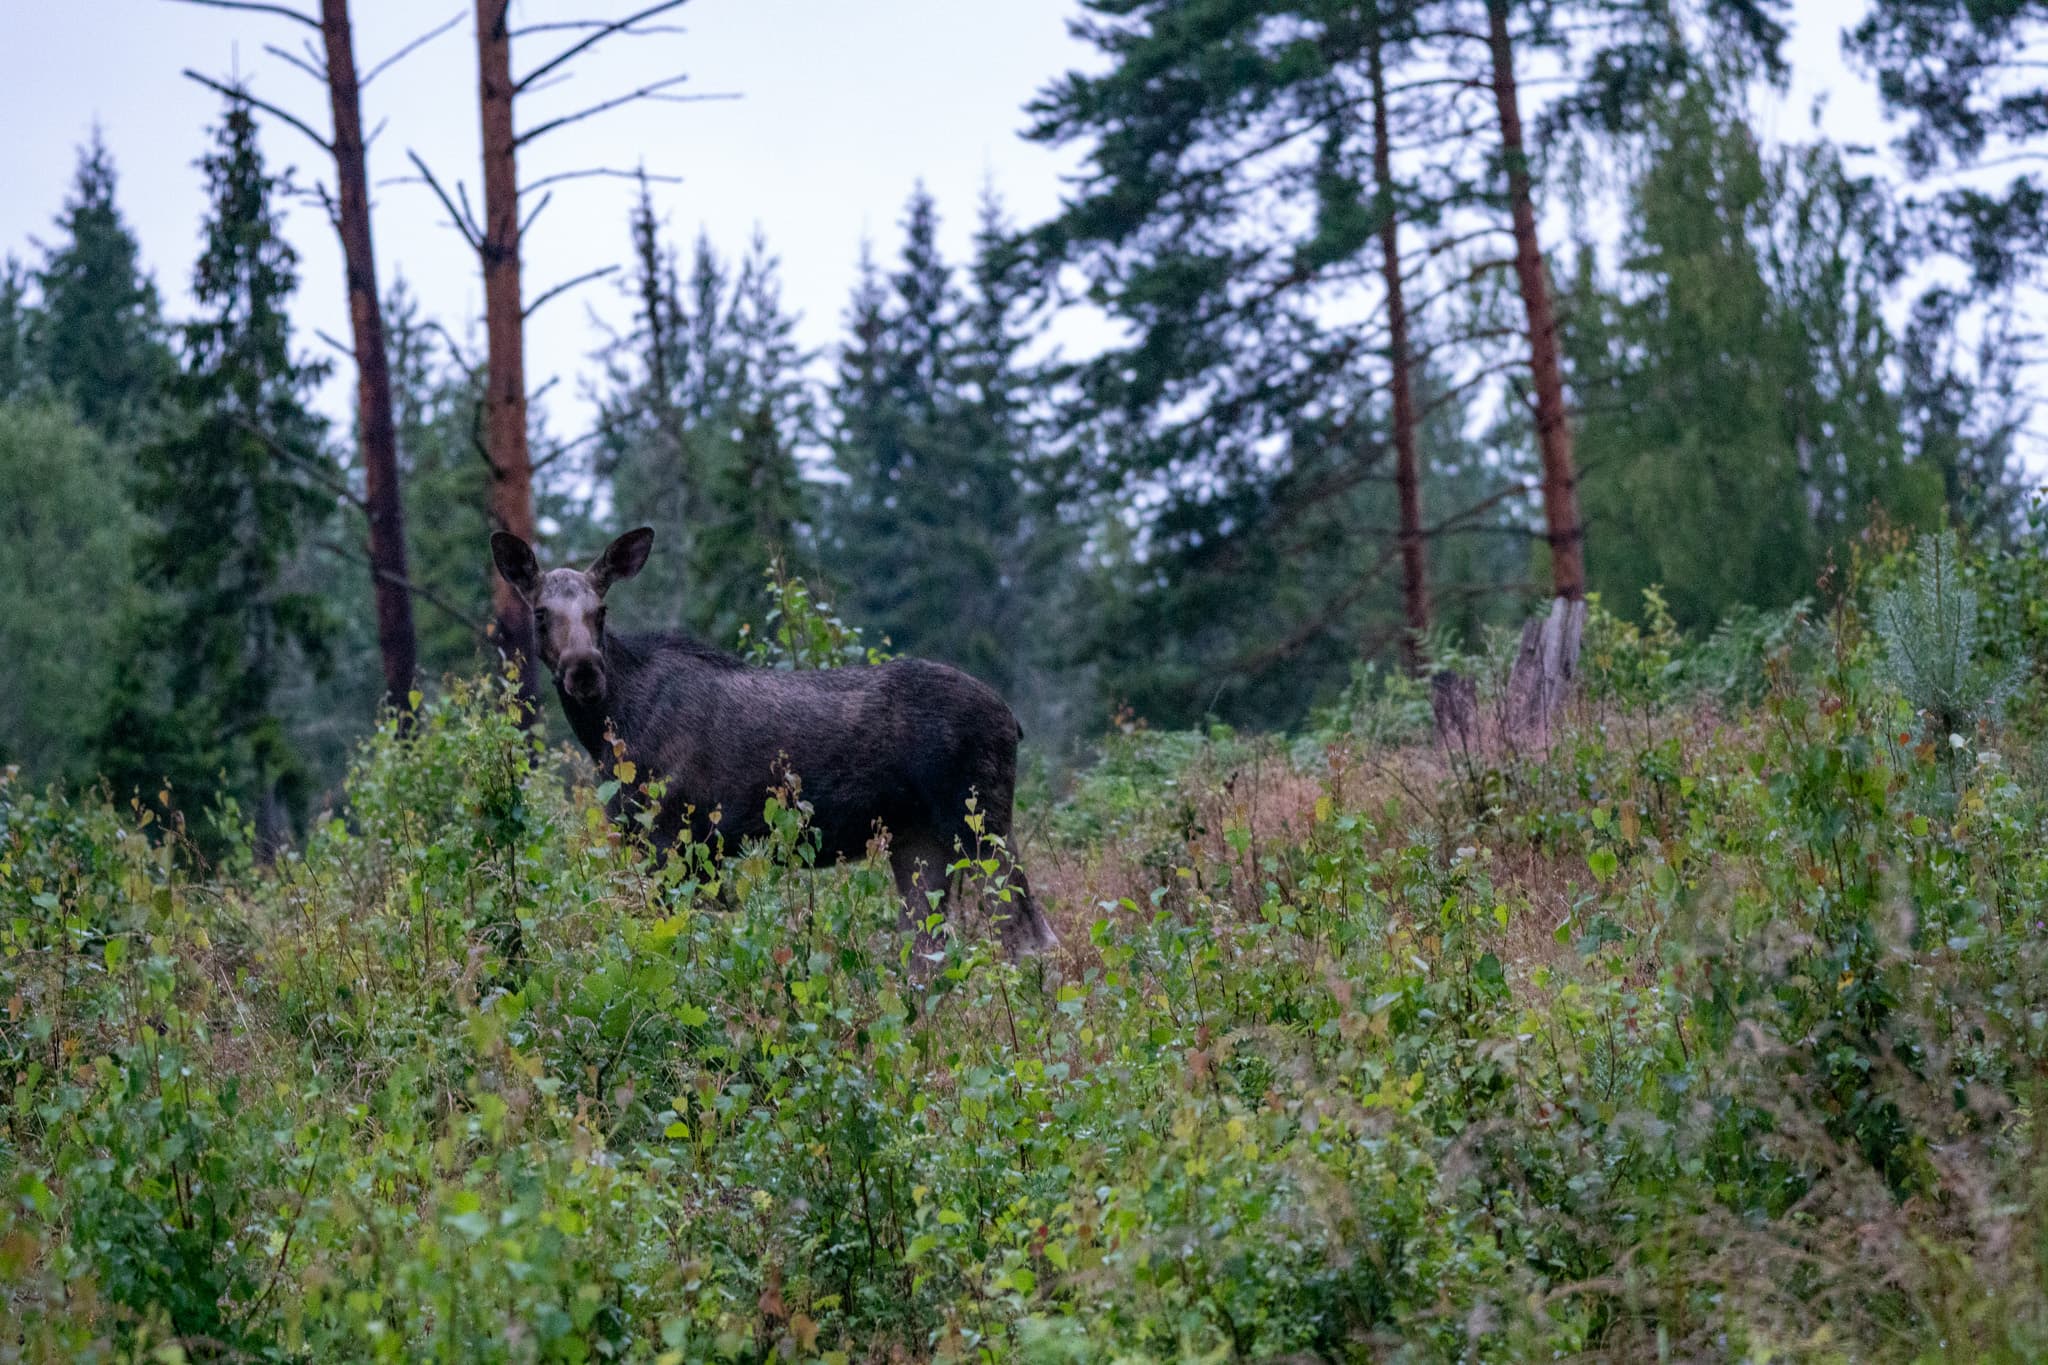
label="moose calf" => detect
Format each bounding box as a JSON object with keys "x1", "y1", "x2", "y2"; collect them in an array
[{"x1": 491, "y1": 527, "x2": 1058, "y2": 958}]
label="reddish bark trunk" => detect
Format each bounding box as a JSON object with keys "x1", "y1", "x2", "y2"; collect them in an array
[
  {"x1": 1485, "y1": 0, "x2": 1586, "y2": 600},
  {"x1": 1368, "y1": 23, "x2": 1430, "y2": 673},
  {"x1": 320, "y1": 0, "x2": 417, "y2": 717},
  {"x1": 475, "y1": 0, "x2": 542, "y2": 716}
]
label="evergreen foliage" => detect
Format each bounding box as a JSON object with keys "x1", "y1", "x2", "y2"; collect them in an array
[
  {"x1": 1568, "y1": 81, "x2": 1947, "y2": 631},
  {"x1": 0, "y1": 400, "x2": 140, "y2": 783},
  {"x1": 96, "y1": 93, "x2": 335, "y2": 851},
  {"x1": 827, "y1": 186, "x2": 1035, "y2": 693},
  {"x1": 597, "y1": 191, "x2": 814, "y2": 646},
  {"x1": 29, "y1": 130, "x2": 171, "y2": 439}
]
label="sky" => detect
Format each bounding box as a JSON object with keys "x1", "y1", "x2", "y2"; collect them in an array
[{"x1": 0, "y1": 1, "x2": 1898, "y2": 442}]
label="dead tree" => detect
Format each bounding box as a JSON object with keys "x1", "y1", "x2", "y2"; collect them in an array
[
  {"x1": 403, "y1": 0, "x2": 715, "y2": 718},
  {"x1": 1482, "y1": 0, "x2": 1585, "y2": 603},
  {"x1": 174, "y1": 0, "x2": 448, "y2": 717},
  {"x1": 1366, "y1": 13, "x2": 1430, "y2": 673}
]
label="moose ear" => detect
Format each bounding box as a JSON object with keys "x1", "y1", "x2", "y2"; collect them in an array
[
  {"x1": 491, "y1": 531, "x2": 542, "y2": 601},
  {"x1": 590, "y1": 527, "x2": 653, "y2": 595}
]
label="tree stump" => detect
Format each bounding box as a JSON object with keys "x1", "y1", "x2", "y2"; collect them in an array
[{"x1": 1505, "y1": 595, "x2": 1585, "y2": 744}]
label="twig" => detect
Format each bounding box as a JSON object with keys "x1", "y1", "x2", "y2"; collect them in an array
[
  {"x1": 521, "y1": 166, "x2": 681, "y2": 195},
  {"x1": 516, "y1": 75, "x2": 734, "y2": 147},
  {"x1": 182, "y1": 69, "x2": 332, "y2": 153},
  {"x1": 519, "y1": 189, "x2": 554, "y2": 237},
  {"x1": 313, "y1": 327, "x2": 355, "y2": 359},
  {"x1": 360, "y1": 9, "x2": 465, "y2": 88},
  {"x1": 261, "y1": 40, "x2": 327, "y2": 85},
  {"x1": 524, "y1": 264, "x2": 619, "y2": 319},
  {"x1": 165, "y1": 0, "x2": 318, "y2": 30},
  {"x1": 314, "y1": 539, "x2": 488, "y2": 635},
  {"x1": 232, "y1": 415, "x2": 365, "y2": 511},
  {"x1": 516, "y1": 0, "x2": 692, "y2": 92},
  {"x1": 405, "y1": 149, "x2": 482, "y2": 251}
]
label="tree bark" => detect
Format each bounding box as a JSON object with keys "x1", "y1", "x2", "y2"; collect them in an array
[
  {"x1": 1368, "y1": 19, "x2": 1430, "y2": 672},
  {"x1": 475, "y1": 0, "x2": 541, "y2": 716},
  {"x1": 1485, "y1": 0, "x2": 1586, "y2": 600},
  {"x1": 319, "y1": 0, "x2": 417, "y2": 717}
]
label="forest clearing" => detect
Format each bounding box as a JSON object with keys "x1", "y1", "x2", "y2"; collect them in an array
[{"x1": 10, "y1": 530, "x2": 2048, "y2": 1360}]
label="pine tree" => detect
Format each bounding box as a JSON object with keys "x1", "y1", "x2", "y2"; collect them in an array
[
  {"x1": 98, "y1": 93, "x2": 334, "y2": 853},
  {"x1": 691, "y1": 230, "x2": 814, "y2": 642},
  {"x1": 829, "y1": 186, "x2": 1029, "y2": 689},
  {"x1": 598, "y1": 202, "x2": 814, "y2": 645},
  {"x1": 31, "y1": 130, "x2": 171, "y2": 439},
  {"x1": 0, "y1": 257, "x2": 32, "y2": 401}
]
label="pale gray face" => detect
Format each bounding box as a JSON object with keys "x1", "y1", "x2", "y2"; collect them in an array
[{"x1": 491, "y1": 528, "x2": 653, "y2": 704}]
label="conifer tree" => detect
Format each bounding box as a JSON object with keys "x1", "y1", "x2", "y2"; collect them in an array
[
  {"x1": 599, "y1": 203, "x2": 812, "y2": 644},
  {"x1": 0, "y1": 257, "x2": 32, "y2": 401},
  {"x1": 830, "y1": 186, "x2": 1029, "y2": 689},
  {"x1": 31, "y1": 131, "x2": 171, "y2": 438},
  {"x1": 97, "y1": 93, "x2": 334, "y2": 853}
]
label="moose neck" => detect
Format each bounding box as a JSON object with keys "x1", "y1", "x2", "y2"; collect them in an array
[{"x1": 555, "y1": 633, "x2": 649, "y2": 767}]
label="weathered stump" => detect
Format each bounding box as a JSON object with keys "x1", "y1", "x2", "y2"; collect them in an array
[{"x1": 1505, "y1": 595, "x2": 1585, "y2": 744}]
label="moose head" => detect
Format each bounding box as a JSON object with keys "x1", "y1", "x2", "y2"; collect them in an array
[{"x1": 490, "y1": 527, "x2": 653, "y2": 704}]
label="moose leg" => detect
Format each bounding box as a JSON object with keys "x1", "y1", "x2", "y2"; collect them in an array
[
  {"x1": 890, "y1": 833, "x2": 954, "y2": 959},
  {"x1": 985, "y1": 849, "x2": 1058, "y2": 958}
]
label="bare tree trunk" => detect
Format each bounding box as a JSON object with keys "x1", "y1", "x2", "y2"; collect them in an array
[
  {"x1": 320, "y1": 0, "x2": 417, "y2": 717},
  {"x1": 475, "y1": 0, "x2": 541, "y2": 716},
  {"x1": 1485, "y1": 0, "x2": 1586, "y2": 601},
  {"x1": 1368, "y1": 20, "x2": 1430, "y2": 672}
]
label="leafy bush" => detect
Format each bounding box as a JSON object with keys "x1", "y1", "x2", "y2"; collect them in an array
[{"x1": 7, "y1": 544, "x2": 2048, "y2": 1360}]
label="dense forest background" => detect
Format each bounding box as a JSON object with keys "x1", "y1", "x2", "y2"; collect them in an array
[{"x1": 0, "y1": 0, "x2": 2040, "y2": 844}]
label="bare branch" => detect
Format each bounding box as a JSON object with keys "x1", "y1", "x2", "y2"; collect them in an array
[
  {"x1": 182, "y1": 68, "x2": 333, "y2": 153},
  {"x1": 521, "y1": 166, "x2": 681, "y2": 196},
  {"x1": 516, "y1": 75, "x2": 736, "y2": 147},
  {"x1": 524, "y1": 265, "x2": 619, "y2": 319},
  {"x1": 261, "y1": 41, "x2": 328, "y2": 85},
  {"x1": 519, "y1": 189, "x2": 554, "y2": 237},
  {"x1": 516, "y1": 0, "x2": 691, "y2": 92},
  {"x1": 313, "y1": 327, "x2": 355, "y2": 358},
  {"x1": 165, "y1": 0, "x2": 318, "y2": 30},
  {"x1": 405, "y1": 150, "x2": 482, "y2": 252},
  {"x1": 232, "y1": 415, "x2": 365, "y2": 511},
  {"x1": 530, "y1": 375, "x2": 561, "y2": 406},
  {"x1": 360, "y1": 9, "x2": 465, "y2": 87},
  {"x1": 513, "y1": 18, "x2": 684, "y2": 36},
  {"x1": 364, "y1": 114, "x2": 389, "y2": 149},
  {"x1": 314, "y1": 539, "x2": 488, "y2": 635}
]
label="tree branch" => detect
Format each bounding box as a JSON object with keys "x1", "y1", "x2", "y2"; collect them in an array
[
  {"x1": 521, "y1": 165, "x2": 681, "y2": 195},
  {"x1": 361, "y1": 10, "x2": 466, "y2": 88},
  {"x1": 165, "y1": 0, "x2": 318, "y2": 30},
  {"x1": 515, "y1": 75, "x2": 736, "y2": 147},
  {"x1": 404, "y1": 150, "x2": 482, "y2": 252},
  {"x1": 516, "y1": 0, "x2": 692, "y2": 92},
  {"x1": 315, "y1": 539, "x2": 487, "y2": 635},
  {"x1": 261, "y1": 41, "x2": 328, "y2": 85},
  {"x1": 181, "y1": 69, "x2": 333, "y2": 153},
  {"x1": 524, "y1": 264, "x2": 619, "y2": 318}
]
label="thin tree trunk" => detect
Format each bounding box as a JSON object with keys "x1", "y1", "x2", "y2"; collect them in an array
[
  {"x1": 1485, "y1": 0, "x2": 1586, "y2": 600},
  {"x1": 476, "y1": 0, "x2": 541, "y2": 716},
  {"x1": 320, "y1": 0, "x2": 417, "y2": 717},
  {"x1": 1368, "y1": 20, "x2": 1430, "y2": 672}
]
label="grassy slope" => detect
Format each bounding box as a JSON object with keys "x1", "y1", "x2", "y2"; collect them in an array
[{"x1": 6, "y1": 587, "x2": 2048, "y2": 1362}]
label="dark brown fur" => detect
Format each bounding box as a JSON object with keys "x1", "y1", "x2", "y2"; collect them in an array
[{"x1": 492, "y1": 528, "x2": 1057, "y2": 957}]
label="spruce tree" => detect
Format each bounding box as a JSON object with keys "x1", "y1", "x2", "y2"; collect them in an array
[
  {"x1": 31, "y1": 130, "x2": 171, "y2": 439},
  {"x1": 98, "y1": 93, "x2": 334, "y2": 852},
  {"x1": 830, "y1": 186, "x2": 1029, "y2": 690},
  {"x1": 0, "y1": 257, "x2": 32, "y2": 401},
  {"x1": 598, "y1": 202, "x2": 813, "y2": 645}
]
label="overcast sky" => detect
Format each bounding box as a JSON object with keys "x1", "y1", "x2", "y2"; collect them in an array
[{"x1": 1, "y1": 1, "x2": 1890, "y2": 440}]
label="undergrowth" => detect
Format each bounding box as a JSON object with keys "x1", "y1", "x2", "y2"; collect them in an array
[{"x1": 6, "y1": 530, "x2": 2048, "y2": 1361}]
